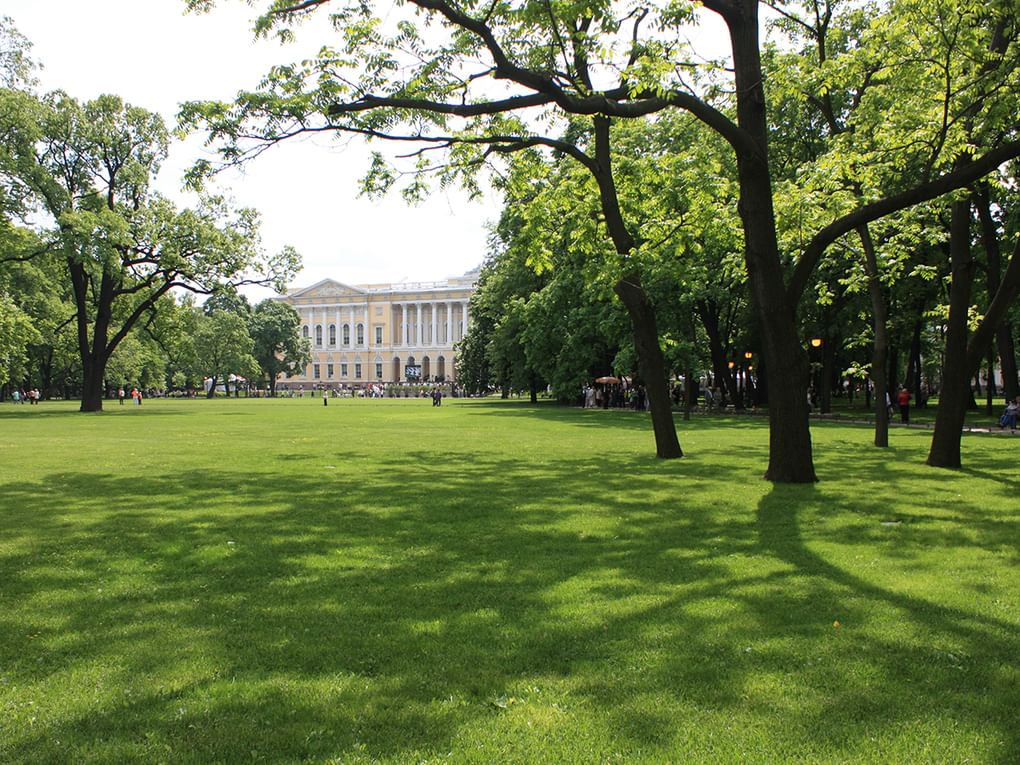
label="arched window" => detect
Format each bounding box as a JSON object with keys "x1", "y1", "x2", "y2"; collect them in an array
[
  {"x1": 356, "y1": 323, "x2": 365, "y2": 345},
  {"x1": 315, "y1": 325, "x2": 323, "y2": 346},
  {"x1": 328, "y1": 324, "x2": 336, "y2": 345},
  {"x1": 302, "y1": 325, "x2": 309, "y2": 339},
  {"x1": 343, "y1": 324, "x2": 350, "y2": 346}
]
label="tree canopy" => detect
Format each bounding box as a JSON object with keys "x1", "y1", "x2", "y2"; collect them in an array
[{"x1": 0, "y1": 84, "x2": 301, "y2": 410}]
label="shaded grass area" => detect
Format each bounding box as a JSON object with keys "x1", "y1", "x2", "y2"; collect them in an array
[{"x1": 1, "y1": 398, "x2": 1018, "y2": 763}]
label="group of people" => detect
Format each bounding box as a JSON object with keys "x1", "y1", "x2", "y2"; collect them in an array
[
  {"x1": 582, "y1": 383, "x2": 648, "y2": 411},
  {"x1": 117, "y1": 387, "x2": 143, "y2": 405},
  {"x1": 10, "y1": 388, "x2": 41, "y2": 404}
]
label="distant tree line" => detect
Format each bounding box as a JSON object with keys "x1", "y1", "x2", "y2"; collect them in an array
[{"x1": 0, "y1": 16, "x2": 307, "y2": 406}]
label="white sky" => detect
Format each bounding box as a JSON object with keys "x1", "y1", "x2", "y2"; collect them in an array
[{"x1": 6, "y1": 0, "x2": 502, "y2": 299}]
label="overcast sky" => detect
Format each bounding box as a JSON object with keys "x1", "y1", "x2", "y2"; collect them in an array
[{"x1": 6, "y1": 0, "x2": 502, "y2": 298}]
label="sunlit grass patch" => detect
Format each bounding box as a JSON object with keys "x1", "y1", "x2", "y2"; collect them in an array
[{"x1": 1, "y1": 397, "x2": 1017, "y2": 763}]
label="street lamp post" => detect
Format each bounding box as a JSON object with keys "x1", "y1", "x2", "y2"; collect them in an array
[
  {"x1": 809, "y1": 337, "x2": 823, "y2": 411},
  {"x1": 744, "y1": 351, "x2": 754, "y2": 407}
]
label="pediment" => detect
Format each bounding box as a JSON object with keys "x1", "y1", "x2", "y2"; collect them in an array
[{"x1": 290, "y1": 279, "x2": 367, "y2": 300}]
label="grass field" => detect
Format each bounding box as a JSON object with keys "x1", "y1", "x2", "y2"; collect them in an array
[{"x1": 1, "y1": 397, "x2": 1018, "y2": 764}]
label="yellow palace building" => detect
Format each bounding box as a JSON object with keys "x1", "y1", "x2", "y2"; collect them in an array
[{"x1": 278, "y1": 268, "x2": 478, "y2": 386}]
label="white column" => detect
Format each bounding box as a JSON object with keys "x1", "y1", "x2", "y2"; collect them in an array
[
  {"x1": 430, "y1": 302, "x2": 437, "y2": 347},
  {"x1": 463, "y1": 302, "x2": 469, "y2": 335},
  {"x1": 364, "y1": 303, "x2": 370, "y2": 347},
  {"x1": 416, "y1": 302, "x2": 423, "y2": 346},
  {"x1": 401, "y1": 303, "x2": 408, "y2": 347},
  {"x1": 335, "y1": 306, "x2": 341, "y2": 346},
  {"x1": 446, "y1": 301, "x2": 454, "y2": 344}
]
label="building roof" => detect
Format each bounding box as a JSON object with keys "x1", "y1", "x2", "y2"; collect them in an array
[{"x1": 281, "y1": 266, "x2": 480, "y2": 300}]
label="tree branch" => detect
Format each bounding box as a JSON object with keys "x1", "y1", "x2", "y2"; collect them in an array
[
  {"x1": 272, "y1": 0, "x2": 331, "y2": 15},
  {"x1": 788, "y1": 137, "x2": 1020, "y2": 304}
]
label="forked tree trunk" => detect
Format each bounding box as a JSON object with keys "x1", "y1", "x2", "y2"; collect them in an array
[
  {"x1": 719, "y1": 0, "x2": 816, "y2": 481},
  {"x1": 929, "y1": 206, "x2": 1020, "y2": 467},
  {"x1": 976, "y1": 184, "x2": 1020, "y2": 401}
]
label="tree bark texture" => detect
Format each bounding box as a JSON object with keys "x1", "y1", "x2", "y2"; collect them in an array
[
  {"x1": 590, "y1": 115, "x2": 682, "y2": 459},
  {"x1": 724, "y1": 0, "x2": 815, "y2": 481},
  {"x1": 927, "y1": 200, "x2": 976, "y2": 468},
  {"x1": 615, "y1": 273, "x2": 683, "y2": 458}
]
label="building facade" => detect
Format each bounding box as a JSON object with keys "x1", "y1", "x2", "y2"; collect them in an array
[{"x1": 278, "y1": 268, "x2": 478, "y2": 386}]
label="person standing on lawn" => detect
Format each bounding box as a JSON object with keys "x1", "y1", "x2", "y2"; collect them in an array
[{"x1": 897, "y1": 387, "x2": 911, "y2": 424}]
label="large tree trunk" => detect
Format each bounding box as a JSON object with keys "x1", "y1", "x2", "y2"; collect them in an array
[
  {"x1": 860, "y1": 225, "x2": 890, "y2": 446},
  {"x1": 589, "y1": 115, "x2": 681, "y2": 459},
  {"x1": 615, "y1": 274, "x2": 683, "y2": 458},
  {"x1": 80, "y1": 355, "x2": 107, "y2": 412},
  {"x1": 928, "y1": 201, "x2": 976, "y2": 468},
  {"x1": 724, "y1": 0, "x2": 815, "y2": 481},
  {"x1": 70, "y1": 257, "x2": 116, "y2": 413}
]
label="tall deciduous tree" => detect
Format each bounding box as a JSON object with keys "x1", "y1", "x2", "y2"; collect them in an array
[
  {"x1": 193, "y1": 308, "x2": 260, "y2": 397},
  {"x1": 0, "y1": 16, "x2": 35, "y2": 90},
  {"x1": 184, "y1": 0, "x2": 1020, "y2": 480},
  {"x1": 0, "y1": 88, "x2": 300, "y2": 411},
  {"x1": 250, "y1": 298, "x2": 310, "y2": 395}
]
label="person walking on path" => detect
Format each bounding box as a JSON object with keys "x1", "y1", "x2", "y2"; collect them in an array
[{"x1": 897, "y1": 387, "x2": 911, "y2": 424}]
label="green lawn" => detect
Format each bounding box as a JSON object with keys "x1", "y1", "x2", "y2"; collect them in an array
[{"x1": 1, "y1": 397, "x2": 1017, "y2": 764}]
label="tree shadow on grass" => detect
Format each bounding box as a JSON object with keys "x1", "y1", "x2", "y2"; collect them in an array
[
  {"x1": 756, "y1": 484, "x2": 1020, "y2": 764},
  {"x1": 453, "y1": 398, "x2": 681, "y2": 433},
  {"x1": 0, "y1": 445, "x2": 1018, "y2": 762}
]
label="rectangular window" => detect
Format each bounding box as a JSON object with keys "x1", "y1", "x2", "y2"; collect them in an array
[
  {"x1": 341, "y1": 363, "x2": 348, "y2": 378},
  {"x1": 375, "y1": 326, "x2": 383, "y2": 344},
  {"x1": 355, "y1": 363, "x2": 362, "y2": 379},
  {"x1": 313, "y1": 364, "x2": 321, "y2": 379},
  {"x1": 327, "y1": 363, "x2": 334, "y2": 378},
  {"x1": 375, "y1": 363, "x2": 383, "y2": 379}
]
